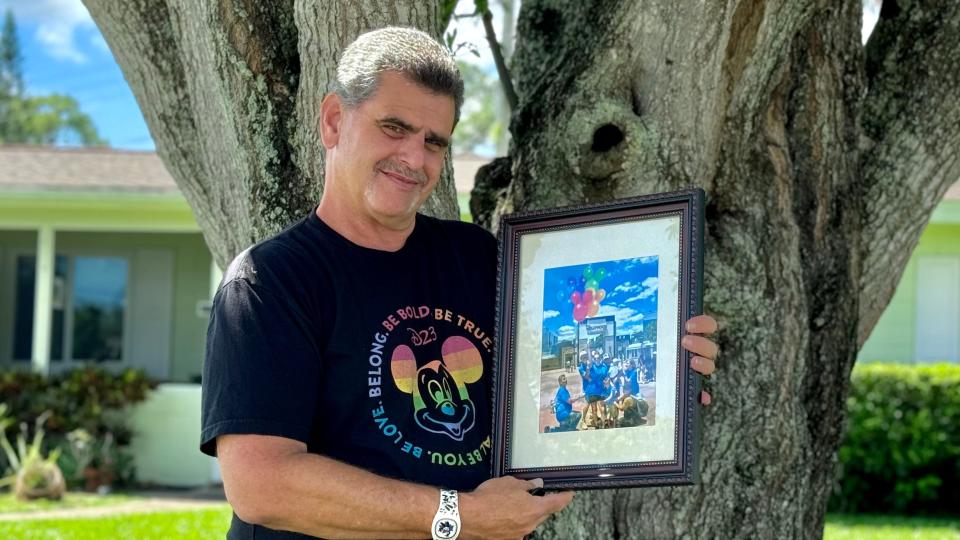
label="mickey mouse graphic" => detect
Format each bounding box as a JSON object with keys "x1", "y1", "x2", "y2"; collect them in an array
[{"x1": 390, "y1": 335, "x2": 483, "y2": 442}]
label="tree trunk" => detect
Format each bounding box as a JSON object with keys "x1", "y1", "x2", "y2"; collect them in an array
[
  {"x1": 472, "y1": 0, "x2": 959, "y2": 538},
  {"x1": 84, "y1": 0, "x2": 960, "y2": 537},
  {"x1": 82, "y1": 0, "x2": 458, "y2": 269}
]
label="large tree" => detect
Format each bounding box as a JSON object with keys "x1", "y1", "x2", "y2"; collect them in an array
[{"x1": 83, "y1": 0, "x2": 959, "y2": 537}]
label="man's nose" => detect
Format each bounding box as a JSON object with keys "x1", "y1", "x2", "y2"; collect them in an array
[{"x1": 396, "y1": 133, "x2": 426, "y2": 172}]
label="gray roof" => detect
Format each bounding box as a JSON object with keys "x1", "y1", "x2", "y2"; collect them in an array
[
  {"x1": 0, "y1": 145, "x2": 489, "y2": 195},
  {"x1": 0, "y1": 145, "x2": 179, "y2": 193}
]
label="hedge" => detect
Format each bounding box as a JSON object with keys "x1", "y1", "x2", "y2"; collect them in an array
[
  {"x1": 830, "y1": 363, "x2": 960, "y2": 514},
  {"x1": 0, "y1": 366, "x2": 156, "y2": 487}
]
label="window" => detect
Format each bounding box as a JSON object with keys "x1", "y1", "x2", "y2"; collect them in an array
[{"x1": 12, "y1": 254, "x2": 128, "y2": 363}]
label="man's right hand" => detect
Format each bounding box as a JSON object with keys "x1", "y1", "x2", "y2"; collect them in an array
[{"x1": 459, "y1": 476, "x2": 574, "y2": 540}]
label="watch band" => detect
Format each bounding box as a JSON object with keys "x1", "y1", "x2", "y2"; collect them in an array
[{"x1": 431, "y1": 488, "x2": 461, "y2": 540}]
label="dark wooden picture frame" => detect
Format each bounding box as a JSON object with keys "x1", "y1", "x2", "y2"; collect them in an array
[{"x1": 491, "y1": 188, "x2": 705, "y2": 490}]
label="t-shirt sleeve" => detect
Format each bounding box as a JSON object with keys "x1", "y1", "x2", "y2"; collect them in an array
[{"x1": 200, "y1": 278, "x2": 320, "y2": 456}]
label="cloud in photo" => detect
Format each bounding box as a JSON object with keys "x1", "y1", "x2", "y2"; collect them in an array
[
  {"x1": 614, "y1": 281, "x2": 639, "y2": 295},
  {"x1": 543, "y1": 310, "x2": 560, "y2": 320},
  {"x1": 625, "y1": 277, "x2": 658, "y2": 303}
]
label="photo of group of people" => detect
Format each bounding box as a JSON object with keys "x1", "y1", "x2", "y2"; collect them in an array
[{"x1": 538, "y1": 256, "x2": 659, "y2": 434}]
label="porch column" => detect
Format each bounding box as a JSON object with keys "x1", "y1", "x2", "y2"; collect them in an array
[
  {"x1": 209, "y1": 258, "x2": 223, "y2": 297},
  {"x1": 31, "y1": 226, "x2": 55, "y2": 375}
]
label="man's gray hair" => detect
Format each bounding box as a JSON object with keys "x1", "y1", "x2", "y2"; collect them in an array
[{"x1": 334, "y1": 27, "x2": 464, "y2": 125}]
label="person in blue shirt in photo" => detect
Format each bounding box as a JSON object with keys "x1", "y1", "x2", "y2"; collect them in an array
[{"x1": 551, "y1": 374, "x2": 581, "y2": 432}]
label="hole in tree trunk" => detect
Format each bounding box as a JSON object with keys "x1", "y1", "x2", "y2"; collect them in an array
[{"x1": 591, "y1": 124, "x2": 625, "y2": 152}]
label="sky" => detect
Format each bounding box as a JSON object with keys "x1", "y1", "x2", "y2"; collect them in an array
[
  {"x1": 542, "y1": 256, "x2": 659, "y2": 343},
  {"x1": 0, "y1": 0, "x2": 154, "y2": 149},
  {"x1": 1, "y1": 0, "x2": 878, "y2": 152}
]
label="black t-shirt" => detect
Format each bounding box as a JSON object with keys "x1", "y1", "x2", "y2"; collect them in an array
[{"x1": 200, "y1": 210, "x2": 497, "y2": 539}]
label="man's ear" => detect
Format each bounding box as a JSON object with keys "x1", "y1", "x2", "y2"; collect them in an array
[{"x1": 319, "y1": 93, "x2": 343, "y2": 149}]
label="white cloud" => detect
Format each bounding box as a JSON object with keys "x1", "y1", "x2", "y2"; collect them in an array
[
  {"x1": 614, "y1": 281, "x2": 639, "y2": 294},
  {"x1": 0, "y1": 0, "x2": 97, "y2": 63},
  {"x1": 597, "y1": 305, "x2": 646, "y2": 325},
  {"x1": 625, "y1": 277, "x2": 658, "y2": 303},
  {"x1": 557, "y1": 325, "x2": 576, "y2": 340},
  {"x1": 543, "y1": 310, "x2": 560, "y2": 320}
]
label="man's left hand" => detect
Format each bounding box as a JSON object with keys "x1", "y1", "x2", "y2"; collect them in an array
[{"x1": 682, "y1": 314, "x2": 719, "y2": 405}]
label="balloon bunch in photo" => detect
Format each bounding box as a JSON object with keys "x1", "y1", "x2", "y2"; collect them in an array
[{"x1": 557, "y1": 265, "x2": 607, "y2": 323}]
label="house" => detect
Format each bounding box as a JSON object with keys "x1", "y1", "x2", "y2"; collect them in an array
[
  {"x1": 859, "y1": 182, "x2": 960, "y2": 363},
  {"x1": 0, "y1": 146, "x2": 213, "y2": 381},
  {"x1": 1, "y1": 145, "x2": 957, "y2": 486}
]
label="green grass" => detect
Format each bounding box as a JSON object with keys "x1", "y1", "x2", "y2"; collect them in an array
[
  {"x1": 824, "y1": 514, "x2": 960, "y2": 540},
  {"x1": 457, "y1": 193, "x2": 472, "y2": 222},
  {"x1": 2, "y1": 502, "x2": 956, "y2": 539},
  {"x1": 0, "y1": 493, "x2": 134, "y2": 514},
  {"x1": 0, "y1": 505, "x2": 232, "y2": 540}
]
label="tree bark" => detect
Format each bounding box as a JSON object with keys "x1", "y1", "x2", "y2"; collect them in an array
[
  {"x1": 83, "y1": 0, "x2": 458, "y2": 269},
  {"x1": 477, "y1": 0, "x2": 958, "y2": 538}
]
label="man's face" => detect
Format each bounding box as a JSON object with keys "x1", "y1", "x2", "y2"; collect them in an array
[{"x1": 322, "y1": 71, "x2": 455, "y2": 226}]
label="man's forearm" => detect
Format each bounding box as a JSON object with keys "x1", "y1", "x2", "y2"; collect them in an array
[{"x1": 220, "y1": 436, "x2": 437, "y2": 539}]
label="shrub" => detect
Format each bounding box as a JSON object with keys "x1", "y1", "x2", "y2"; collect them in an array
[
  {"x1": 830, "y1": 363, "x2": 960, "y2": 514},
  {"x1": 0, "y1": 366, "x2": 154, "y2": 444},
  {"x1": 0, "y1": 366, "x2": 155, "y2": 489}
]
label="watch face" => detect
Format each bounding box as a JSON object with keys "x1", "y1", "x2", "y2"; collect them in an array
[{"x1": 434, "y1": 518, "x2": 459, "y2": 539}]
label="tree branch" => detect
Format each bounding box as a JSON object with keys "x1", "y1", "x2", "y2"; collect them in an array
[
  {"x1": 858, "y1": 0, "x2": 960, "y2": 346},
  {"x1": 480, "y1": 8, "x2": 517, "y2": 111}
]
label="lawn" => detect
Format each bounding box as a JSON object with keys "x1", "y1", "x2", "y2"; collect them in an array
[
  {"x1": 0, "y1": 506, "x2": 232, "y2": 539},
  {"x1": 825, "y1": 514, "x2": 960, "y2": 540},
  {"x1": 1, "y1": 499, "x2": 957, "y2": 539}
]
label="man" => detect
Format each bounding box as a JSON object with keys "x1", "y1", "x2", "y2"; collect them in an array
[
  {"x1": 551, "y1": 374, "x2": 581, "y2": 432},
  {"x1": 201, "y1": 26, "x2": 719, "y2": 539}
]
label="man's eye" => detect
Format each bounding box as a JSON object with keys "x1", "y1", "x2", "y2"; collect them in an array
[
  {"x1": 382, "y1": 124, "x2": 404, "y2": 136},
  {"x1": 425, "y1": 139, "x2": 447, "y2": 153}
]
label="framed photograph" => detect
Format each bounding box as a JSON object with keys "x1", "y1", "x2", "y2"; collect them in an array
[{"x1": 491, "y1": 189, "x2": 705, "y2": 490}]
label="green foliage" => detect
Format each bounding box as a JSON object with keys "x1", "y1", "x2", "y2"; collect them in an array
[
  {"x1": 0, "y1": 9, "x2": 105, "y2": 146},
  {"x1": 0, "y1": 93, "x2": 106, "y2": 145},
  {"x1": 831, "y1": 363, "x2": 960, "y2": 514},
  {"x1": 0, "y1": 367, "x2": 154, "y2": 489},
  {"x1": 455, "y1": 61, "x2": 502, "y2": 153},
  {"x1": 0, "y1": 366, "x2": 154, "y2": 446},
  {"x1": 0, "y1": 10, "x2": 22, "y2": 97}
]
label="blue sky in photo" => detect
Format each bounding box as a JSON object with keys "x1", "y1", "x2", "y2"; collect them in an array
[{"x1": 542, "y1": 256, "x2": 659, "y2": 343}]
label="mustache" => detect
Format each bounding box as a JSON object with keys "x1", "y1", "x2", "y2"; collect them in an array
[{"x1": 376, "y1": 159, "x2": 427, "y2": 184}]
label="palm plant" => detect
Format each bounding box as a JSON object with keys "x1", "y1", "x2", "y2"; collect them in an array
[{"x1": 0, "y1": 409, "x2": 65, "y2": 500}]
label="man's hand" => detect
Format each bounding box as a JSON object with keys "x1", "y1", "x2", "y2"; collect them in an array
[
  {"x1": 459, "y1": 476, "x2": 573, "y2": 540},
  {"x1": 683, "y1": 314, "x2": 719, "y2": 405}
]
